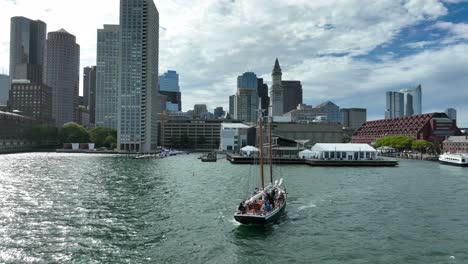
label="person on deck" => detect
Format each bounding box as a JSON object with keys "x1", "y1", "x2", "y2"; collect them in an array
[{"x1": 238, "y1": 202, "x2": 246, "y2": 214}]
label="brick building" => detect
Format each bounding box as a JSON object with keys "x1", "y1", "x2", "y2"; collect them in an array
[
  {"x1": 442, "y1": 136, "x2": 468, "y2": 153},
  {"x1": 352, "y1": 113, "x2": 462, "y2": 145}
]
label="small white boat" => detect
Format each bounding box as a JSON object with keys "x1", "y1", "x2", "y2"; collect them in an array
[{"x1": 439, "y1": 153, "x2": 468, "y2": 167}]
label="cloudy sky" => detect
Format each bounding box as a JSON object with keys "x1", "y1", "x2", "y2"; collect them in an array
[{"x1": 1, "y1": 0, "x2": 467, "y2": 126}]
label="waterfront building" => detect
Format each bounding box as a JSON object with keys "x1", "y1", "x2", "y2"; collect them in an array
[
  {"x1": 0, "y1": 110, "x2": 35, "y2": 153},
  {"x1": 44, "y1": 29, "x2": 80, "y2": 126},
  {"x1": 309, "y1": 143, "x2": 377, "y2": 160},
  {"x1": 234, "y1": 72, "x2": 259, "y2": 122},
  {"x1": 341, "y1": 108, "x2": 367, "y2": 130},
  {"x1": 385, "y1": 91, "x2": 404, "y2": 119},
  {"x1": 229, "y1": 95, "x2": 235, "y2": 116},
  {"x1": 352, "y1": 113, "x2": 462, "y2": 145},
  {"x1": 7, "y1": 80, "x2": 52, "y2": 123},
  {"x1": 83, "y1": 66, "x2": 96, "y2": 125},
  {"x1": 9, "y1": 17, "x2": 46, "y2": 83},
  {"x1": 214, "y1": 107, "x2": 225, "y2": 119},
  {"x1": 443, "y1": 136, "x2": 468, "y2": 153},
  {"x1": 282, "y1": 80, "x2": 302, "y2": 114},
  {"x1": 160, "y1": 119, "x2": 222, "y2": 150},
  {"x1": 257, "y1": 78, "x2": 269, "y2": 116},
  {"x1": 119, "y1": 0, "x2": 160, "y2": 152},
  {"x1": 159, "y1": 70, "x2": 181, "y2": 111},
  {"x1": 219, "y1": 122, "x2": 255, "y2": 152},
  {"x1": 270, "y1": 58, "x2": 283, "y2": 116},
  {"x1": 400, "y1": 85, "x2": 422, "y2": 115},
  {"x1": 96, "y1": 24, "x2": 120, "y2": 130},
  {"x1": 193, "y1": 104, "x2": 208, "y2": 119},
  {"x1": 78, "y1": 106, "x2": 90, "y2": 128},
  {"x1": 445, "y1": 108, "x2": 457, "y2": 122},
  {"x1": 316, "y1": 101, "x2": 341, "y2": 123},
  {"x1": 0, "y1": 74, "x2": 10, "y2": 105},
  {"x1": 283, "y1": 104, "x2": 325, "y2": 123},
  {"x1": 271, "y1": 122, "x2": 343, "y2": 147}
]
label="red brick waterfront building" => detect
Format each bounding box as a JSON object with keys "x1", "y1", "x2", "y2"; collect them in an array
[
  {"x1": 352, "y1": 113, "x2": 462, "y2": 145},
  {"x1": 442, "y1": 136, "x2": 468, "y2": 153}
]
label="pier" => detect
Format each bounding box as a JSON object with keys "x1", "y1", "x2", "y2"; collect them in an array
[{"x1": 226, "y1": 154, "x2": 398, "y2": 167}]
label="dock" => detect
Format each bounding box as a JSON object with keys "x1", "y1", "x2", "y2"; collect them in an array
[{"x1": 226, "y1": 154, "x2": 398, "y2": 167}]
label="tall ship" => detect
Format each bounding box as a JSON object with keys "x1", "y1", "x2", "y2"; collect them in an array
[
  {"x1": 439, "y1": 153, "x2": 468, "y2": 167},
  {"x1": 234, "y1": 114, "x2": 287, "y2": 225}
]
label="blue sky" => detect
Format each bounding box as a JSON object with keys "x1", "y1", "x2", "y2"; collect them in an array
[{"x1": 0, "y1": 0, "x2": 467, "y2": 126}]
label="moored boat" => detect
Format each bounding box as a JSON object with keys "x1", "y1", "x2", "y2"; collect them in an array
[{"x1": 439, "y1": 153, "x2": 468, "y2": 167}]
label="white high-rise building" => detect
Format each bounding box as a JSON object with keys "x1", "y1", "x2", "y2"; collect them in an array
[
  {"x1": 96, "y1": 24, "x2": 120, "y2": 130},
  {"x1": 118, "y1": 0, "x2": 159, "y2": 152},
  {"x1": 270, "y1": 58, "x2": 283, "y2": 116}
]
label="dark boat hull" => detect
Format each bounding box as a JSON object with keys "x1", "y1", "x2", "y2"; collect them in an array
[
  {"x1": 439, "y1": 160, "x2": 468, "y2": 167},
  {"x1": 201, "y1": 158, "x2": 217, "y2": 162},
  {"x1": 234, "y1": 201, "x2": 286, "y2": 225}
]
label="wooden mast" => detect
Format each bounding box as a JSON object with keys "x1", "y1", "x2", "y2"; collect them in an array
[
  {"x1": 259, "y1": 115, "x2": 265, "y2": 190},
  {"x1": 269, "y1": 116, "x2": 273, "y2": 184}
]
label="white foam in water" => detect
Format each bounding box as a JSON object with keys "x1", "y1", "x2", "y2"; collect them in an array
[{"x1": 298, "y1": 201, "x2": 317, "y2": 211}]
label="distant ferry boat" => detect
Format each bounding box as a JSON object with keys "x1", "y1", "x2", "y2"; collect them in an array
[{"x1": 439, "y1": 153, "x2": 468, "y2": 167}]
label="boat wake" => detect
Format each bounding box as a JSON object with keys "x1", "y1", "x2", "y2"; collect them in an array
[{"x1": 298, "y1": 201, "x2": 317, "y2": 211}]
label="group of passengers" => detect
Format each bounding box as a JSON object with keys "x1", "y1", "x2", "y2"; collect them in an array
[{"x1": 237, "y1": 188, "x2": 285, "y2": 215}]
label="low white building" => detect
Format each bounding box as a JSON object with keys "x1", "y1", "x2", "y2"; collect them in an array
[
  {"x1": 219, "y1": 123, "x2": 252, "y2": 152},
  {"x1": 310, "y1": 143, "x2": 377, "y2": 160}
]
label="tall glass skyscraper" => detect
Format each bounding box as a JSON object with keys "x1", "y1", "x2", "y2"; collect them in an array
[
  {"x1": 96, "y1": 24, "x2": 120, "y2": 130},
  {"x1": 119, "y1": 0, "x2": 159, "y2": 152},
  {"x1": 234, "y1": 72, "x2": 259, "y2": 122},
  {"x1": 400, "y1": 85, "x2": 422, "y2": 115},
  {"x1": 9, "y1": 16, "x2": 46, "y2": 83},
  {"x1": 385, "y1": 91, "x2": 404, "y2": 119},
  {"x1": 159, "y1": 70, "x2": 181, "y2": 112}
]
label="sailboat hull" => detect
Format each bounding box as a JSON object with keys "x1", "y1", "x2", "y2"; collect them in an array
[{"x1": 234, "y1": 201, "x2": 286, "y2": 225}]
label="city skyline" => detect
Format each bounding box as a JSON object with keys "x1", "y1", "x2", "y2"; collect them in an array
[{"x1": 0, "y1": 0, "x2": 467, "y2": 126}]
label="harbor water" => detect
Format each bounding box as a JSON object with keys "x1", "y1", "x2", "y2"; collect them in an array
[{"x1": 0, "y1": 153, "x2": 467, "y2": 263}]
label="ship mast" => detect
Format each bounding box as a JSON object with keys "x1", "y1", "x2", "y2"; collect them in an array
[
  {"x1": 269, "y1": 116, "x2": 273, "y2": 184},
  {"x1": 259, "y1": 114, "x2": 265, "y2": 190}
]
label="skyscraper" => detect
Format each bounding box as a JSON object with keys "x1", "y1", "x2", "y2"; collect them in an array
[
  {"x1": 96, "y1": 24, "x2": 120, "y2": 130},
  {"x1": 44, "y1": 29, "x2": 80, "y2": 126},
  {"x1": 257, "y1": 78, "x2": 269, "y2": 116},
  {"x1": 119, "y1": 0, "x2": 160, "y2": 152},
  {"x1": 400, "y1": 85, "x2": 422, "y2": 115},
  {"x1": 0, "y1": 74, "x2": 9, "y2": 105},
  {"x1": 385, "y1": 91, "x2": 404, "y2": 119},
  {"x1": 282, "y1": 80, "x2": 302, "y2": 114},
  {"x1": 341, "y1": 108, "x2": 367, "y2": 130},
  {"x1": 315, "y1": 101, "x2": 341, "y2": 123},
  {"x1": 229, "y1": 95, "x2": 235, "y2": 115},
  {"x1": 403, "y1": 93, "x2": 413, "y2": 117},
  {"x1": 9, "y1": 16, "x2": 46, "y2": 83},
  {"x1": 159, "y1": 70, "x2": 181, "y2": 111},
  {"x1": 234, "y1": 72, "x2": 259, "y2": 122},
  {"x1": 445, "y1": 108, "x2": 457, "y2": 122},
  {"x1": 270, "y1": 58, "x2": 283, "y2": 116},
  {"x1": 83, "y1": 66, "x2": 96, "y2": 125}
]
